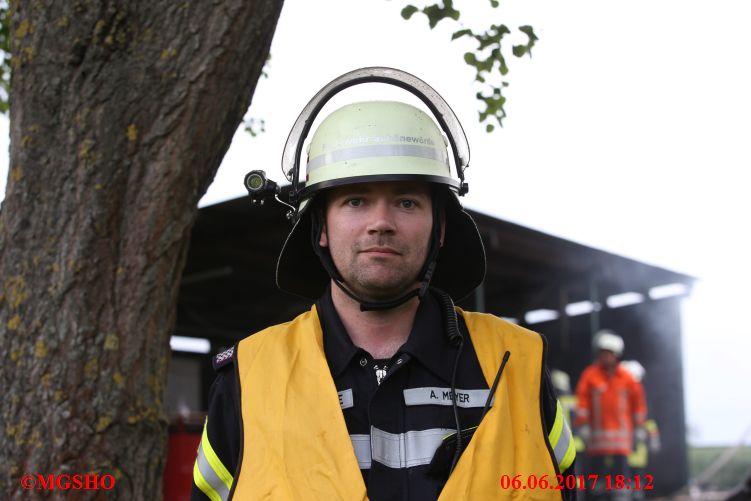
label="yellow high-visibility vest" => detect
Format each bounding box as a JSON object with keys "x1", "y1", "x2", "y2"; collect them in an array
[{"x1": 232, "y1": 306, "x2": 567, "y2": 500}]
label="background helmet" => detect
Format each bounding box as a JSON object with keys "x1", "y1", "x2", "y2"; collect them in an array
[
  {"x1": 593, "y1": 329, "x2": 625, "y2": 357},
  {"x1": 620, "y1": 360, "x2": 645, "y2": 382},
  {"x1": 550, "y1": 369, "x2": 572, "y2": 395},
  {"x1": 276, "y1": 68, "x2": 486, "y2": 302}
]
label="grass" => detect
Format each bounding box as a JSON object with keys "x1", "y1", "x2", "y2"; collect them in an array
[{"x1": 689, "y1": 445, "x2": 751, "y2": 491}]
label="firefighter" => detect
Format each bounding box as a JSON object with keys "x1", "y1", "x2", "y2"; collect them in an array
[
  {"x1": 552, "y1": 369, "x2": 587, "y2": 461},
  {"x1": 191, "y1": 67, "x2": 577, "y2": 501},
  {"x1": 620, "y1": 360, "x2": 660, "y2": 501},
  {"x1": 575, "y1": 330, "x2": 647, "y2": 501}
]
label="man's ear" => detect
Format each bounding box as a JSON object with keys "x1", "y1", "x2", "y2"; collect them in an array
[
  {"x1": 319, "y1": 218, "x2": 328, "y2": 248},
  {"x1": 439, "y1": 210, "x2": 446, "y2": 247}
]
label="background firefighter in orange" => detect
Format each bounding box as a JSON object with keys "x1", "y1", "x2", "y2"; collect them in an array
[{"x1": 575, "y1": 330, "x2": 648, "y2": 500}]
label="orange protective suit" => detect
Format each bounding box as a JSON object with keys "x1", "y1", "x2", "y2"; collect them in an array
[{"x1": 575, "y1": 363, "x2": 647, "y2": 456}]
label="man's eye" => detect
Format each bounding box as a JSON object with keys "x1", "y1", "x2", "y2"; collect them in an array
[
  {"x1": 347, "y1": 198, "x2": 362, "y2": 207},
  {"x1": 400, "y1": 199, "x2": 416, "y2": 209}
]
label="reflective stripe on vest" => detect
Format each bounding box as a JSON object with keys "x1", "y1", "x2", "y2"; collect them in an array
[
  {"x1": 592, "y1": 438, "x2": 632, "y2": 450},
  {"x1": 548, "y1": 400, "x2": 576, "y2": 472},
  {"x1": 193, "y1": 420, "x2": 233, "y2": 501},
  {"x1": 593, "y1": 429, "x2": 631, "y2": 438},
  {"x1": 590, "y1": 428, "x2": 632, "y2": 452}
]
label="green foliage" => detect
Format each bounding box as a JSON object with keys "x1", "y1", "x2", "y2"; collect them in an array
[
  {"x1": 0, "y1": 3, "x2": 536, "y2": 132},
  {"x1": 401, "y1": 1, "x2": 460, "y2": 28},
  {"x1": 0, "y1": 0, "x2": 10, "y2": 114},
  {"x1": 398, "y1": 1, "x2": 536, "y2": 131},
  {"x1": 513, "y1": 25, "x2": 538, "y2": 58},
  {"x1": 422, "y1": 0, "x2": 460, "y2": 29},
  {"x1": 476, "y1": 84, "x2": 507, "y2": 133},
  {"x1": 401, "y1": 5, "x2": 419, "y2": 20}
]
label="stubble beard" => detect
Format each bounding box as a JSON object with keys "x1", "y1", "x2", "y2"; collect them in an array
[{"x1": 337, "y1": 238, "x2": 428, "y2": 302}]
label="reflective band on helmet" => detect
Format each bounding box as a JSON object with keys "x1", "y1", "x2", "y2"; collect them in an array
[
  {"x1": 549, "y1": 400, "x2": 576, "y2": 472},
  {"x1": 307, "y1": 143, "x2": 448, "y2": 171},
  {"x1": 371, "y1": 426, "x2": 453, "y2": 469},
  {"x1": 193, "y1": 420, "x2": 233, "y2": 501}
]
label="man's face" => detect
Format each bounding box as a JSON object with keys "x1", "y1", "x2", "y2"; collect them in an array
[
  {"x1": 597, "y1": 349, "x2": 618, "y2": 370},
  {"x1": 319, "y1": 181, "x2": 440, "y2": 302}
]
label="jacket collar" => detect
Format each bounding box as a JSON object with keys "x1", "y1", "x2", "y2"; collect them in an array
[{"x1": 317, "y1": 286, "x2": 457, "y2": 384}]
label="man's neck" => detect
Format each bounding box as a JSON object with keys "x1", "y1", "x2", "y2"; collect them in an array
[{"x1": 330, "y1": 283, "x2": 420, "y2": 359}]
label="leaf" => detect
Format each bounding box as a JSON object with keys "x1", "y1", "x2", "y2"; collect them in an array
[
  {"x1": 401, "y1": 5, "x2": 419, "y2": 20},
  {"x1": 514, "y1": 25, "x2": 538, "y2": 58},
  {"x1": 518, "y1": 25, "x2": 538, "y2": 41},
  {"x1": 512, "y1": 44, "x2": 527, "y2": 57},
  {"x1": 498, "y1": 52, "x2": 508, "y2": 76},
  {"x1": 424, "y1": 1, "x2": 461, "y2": 29},
  {"x1": 452, "y1": 28, "x2": 473, "y2": 40},
  {"x1": 475, "y1": 24, "x2": 510, "y2": 51},
  {"x1": 476, "y1": 87, "x2": 507, "y2": 131},
  {"x1": 388, "y1": 0, "x2": 536, "y2": 130}
]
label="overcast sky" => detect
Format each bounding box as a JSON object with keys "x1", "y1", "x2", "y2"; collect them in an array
[{"x1": 2, "y1": 0, "x2": 750, "y2": 446}]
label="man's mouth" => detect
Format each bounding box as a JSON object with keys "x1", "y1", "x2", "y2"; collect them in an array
[{"x1": 360, "y1": 246, "x2": 400, "y2": 255}]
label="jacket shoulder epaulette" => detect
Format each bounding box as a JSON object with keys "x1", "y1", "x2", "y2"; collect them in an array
[{"x1": 212, "y1": 345, "x2": 236, "y2": 371}]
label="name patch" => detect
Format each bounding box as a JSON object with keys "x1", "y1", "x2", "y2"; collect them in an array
[
  {"x1": 403, "y1": 387, "x2": 492, "y2": 408},
  {"x1": 338, "y1": 389, "x2": 354, "y2": 410}
]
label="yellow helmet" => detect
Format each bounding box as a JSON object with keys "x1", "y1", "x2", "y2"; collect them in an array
[{"x1": 301, "y1": 100, "x2": 460, "y2": 205}]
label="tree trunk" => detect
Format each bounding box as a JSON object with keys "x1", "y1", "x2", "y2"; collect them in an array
[{"x1": 0, "y1": 0, "x2": 284, "y2": 498}]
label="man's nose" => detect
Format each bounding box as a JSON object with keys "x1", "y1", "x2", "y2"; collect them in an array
[{"x1": 366, "y1": 201, "x2": 396, "y2": 234}]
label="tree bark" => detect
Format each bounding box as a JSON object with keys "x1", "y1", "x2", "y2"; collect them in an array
[{"x1": 0, "y1": 0, "x2": 284, "y2": 498}]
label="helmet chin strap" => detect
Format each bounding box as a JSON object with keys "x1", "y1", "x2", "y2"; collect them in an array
[
  {"x1": 331, "y1": 260, "x2": 436, "y2": 311},
  {"x1": 311, "y1": 189, "x2": 445, "y2": 312}
]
